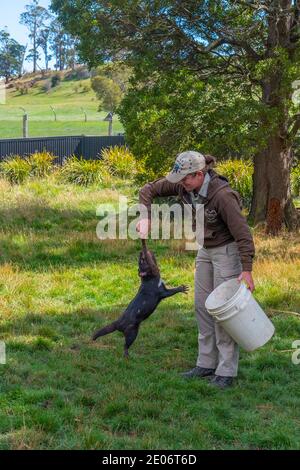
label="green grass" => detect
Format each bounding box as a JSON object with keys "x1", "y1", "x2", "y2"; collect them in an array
[
  {"x1": 0, "y1": 74, "x2": 124, "y2": 138},
  {"x1": 0, "y1": 121, "x2": 124, "y2": 139},
  {"x1": 0, "y1": 176, "x2": 300, "y2": 450}
]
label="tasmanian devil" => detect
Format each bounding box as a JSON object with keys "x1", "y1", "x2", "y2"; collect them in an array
[{"x1": 92, "y1": 240, "x2": 188, "y2": 357}]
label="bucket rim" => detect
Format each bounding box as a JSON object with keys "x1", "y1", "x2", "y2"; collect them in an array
[{"x1": 205, "y1": 278, "x2": 246, "y2": 315}]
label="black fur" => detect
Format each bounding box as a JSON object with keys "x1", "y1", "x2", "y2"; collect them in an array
[{"x1": 92, "y1": 248, "x2": 188, "y2": 357}]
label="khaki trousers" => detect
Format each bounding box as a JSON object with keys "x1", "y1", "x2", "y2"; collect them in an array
[{"x1": 194, "y1": 241, "x2": 243, "y2": 377}]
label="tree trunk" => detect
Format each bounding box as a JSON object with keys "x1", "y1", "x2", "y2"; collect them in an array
[
  {"x1": 45, "y1": 44, "x2": 48, "y2": 70},
  {"x1": 249, "y1": 38, "x2": 300, "y2": 235},
  {"x1": 250, "y1": 134, "x2": 299, "y2": 233},
  {"x1": 249, "y1": 0, "x2": 300, "y2": 233}
]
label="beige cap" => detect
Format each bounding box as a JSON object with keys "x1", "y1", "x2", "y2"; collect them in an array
[{"x1": 166, "y1": 150, "x2": 206, "y2": 183}]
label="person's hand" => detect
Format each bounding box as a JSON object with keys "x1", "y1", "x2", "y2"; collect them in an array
[
  {"x1": 238, "y1": 271, "x2": 255, "y2": 292},
  {"x1": 136, "y1": 218, "x2": 151, "y2": 239}
]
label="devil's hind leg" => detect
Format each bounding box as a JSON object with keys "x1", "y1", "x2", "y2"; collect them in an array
[
  {"x1": 92, "y1": 321, "x2": 118, "y2": 341},
  {"x1": 123, "y1": 325, "x2": 139, "y2": 358}
]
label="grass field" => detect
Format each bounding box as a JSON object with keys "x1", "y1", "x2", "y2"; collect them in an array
[
  {"x1": 0, "y1": 176, "x2": 299, "y2": 450},
  {"x1": 0, "y1": 73, "x2": 124, "y2": 138}
]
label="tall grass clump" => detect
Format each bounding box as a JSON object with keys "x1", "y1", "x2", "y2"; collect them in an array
[
  {"x1": 27, "y1": 151, "x2": 56, "y2": 178},
  {"x1": 0, "y1": 152, "x2": 56, "y2": 183},
  {"x1": 101, "y1": 145, "x2": 137, "y2": 179},
  {"x1": 0, "y1": 156, "x2": 31, "y2": 184},
  {"x1": 60, "y1": 156, "x2": 111, "y2": 186},
  {"x1": 216, "y1": 159, "x2": 253, "y2": 209}
]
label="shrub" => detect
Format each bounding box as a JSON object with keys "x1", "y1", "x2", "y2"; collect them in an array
[
  {"x1": 27, "y1": 151, "x2": 56, "y2": 178},
  {"x1": 291, "y1": 165, "x2": 300, "y2": 197},
  {"x1": 19, "y1": 85, "x2": 29, "y2": 95},
  {"x1": 82, "y1": 83, "x2": 91, "y2": 93},
  {"x1": 216, "y1": 159, "x2": 253, "y2": 209},
  {"x1": 42, "y1": 80, "x2": 52, "y2": 92},
  {"x1": 101, "y1": 146, "x2": 137, "y2": 179},
  {"x1": 51, "y1": 74, "x2": 61, "y2": 88},
  {"x1": 0, "y1": 156, "x2": 31, "y2": 184},
  {"x1": 60, "y1": 156, "x2": 111, "y2": 186},
  {"x1": 133, "y1": 157, "x2": 157, "y2": 187},
  {"x1": 65, "y1": 67, "x2": 91, "y2": 81},
  {"x1": 75, "y1": 68, "x2": 91, "y2": 80}
]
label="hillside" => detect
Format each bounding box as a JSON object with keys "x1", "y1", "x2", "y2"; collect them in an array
[{"x1": 0, "y1": 68, "x2": 124, "y2": 139}]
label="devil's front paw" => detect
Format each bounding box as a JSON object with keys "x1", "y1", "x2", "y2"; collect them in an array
[{"x1": 180, "y1": 285, "x2": 189, "y2": 294}]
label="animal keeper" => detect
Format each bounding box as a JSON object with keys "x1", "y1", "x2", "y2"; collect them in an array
[{"x1": 136, "y1": 151, "x2": 255, "y2": 389}]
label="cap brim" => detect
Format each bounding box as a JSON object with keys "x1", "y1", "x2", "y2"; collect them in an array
[{"x1": 165, "y1": 172, "x2": 185, "y2": 183}]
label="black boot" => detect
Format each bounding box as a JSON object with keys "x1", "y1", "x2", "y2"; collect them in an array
[
  {"x1": 181, "y1": 366, "x2": 215, "y2": 379},
  {"x1": 209, "y1": 375, "x2": 234, "y2": 389}
]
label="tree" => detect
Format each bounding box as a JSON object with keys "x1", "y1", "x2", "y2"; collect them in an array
[
  {"x1": 20, "y1": 0, "x2": 51, "y2": 73},
  {"x1": 49, "y1": 18, "x2": 77, "y2": 70},
  {"x1": 0, "y1": 30, "x2": 26, "y2": 82},
  {"x1": 91, "y1": 62, "x2": 131, "y2": 113},
  {"x1": 38, "y1": 26, "x2": 52, "y2": 70},
  {"x1": 64, "y1": 35, "x2": 78, "y2": 70},
  {"x1": 118, "y1": 67, "x2": 260, "y2": 175},
  {"x1": 51, "y1": 0, "x2": 300, "y2": 232}
]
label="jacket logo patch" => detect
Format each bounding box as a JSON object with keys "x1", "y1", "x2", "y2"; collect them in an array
[{"x1": 205, "y1": 209, "x2": 218, "y2": 223}]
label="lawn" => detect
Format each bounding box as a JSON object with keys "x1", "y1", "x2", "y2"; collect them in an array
[
  {"x1": 0, "y1": 176, "x2": 299, "y2": 450},
  {"x1": 0, "y1": 77, "x2": 124, "y2": 138}
]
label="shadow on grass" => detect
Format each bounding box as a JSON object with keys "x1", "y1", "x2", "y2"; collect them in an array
[
  {"x1": 0, "y1": 203, "x2": 195, "y2": 271},
  {"x1": 0, "y1": 203, "x2": 152, "y2": 270}
]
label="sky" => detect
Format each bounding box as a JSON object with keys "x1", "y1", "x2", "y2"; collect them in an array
[{"x1": 0, "y1": 0, "x2": 54, "y2": 70}]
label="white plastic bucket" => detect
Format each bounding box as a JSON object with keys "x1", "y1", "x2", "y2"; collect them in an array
[{"x1": 205, "y1": 279, "x2": 275, "y2": 352}]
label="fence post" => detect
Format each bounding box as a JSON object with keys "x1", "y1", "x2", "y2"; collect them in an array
[
  {"x1": 23, "y1": 114, "x2": 28, "y2": 138},
  {"x1": 104, "y1": 112, "x2": 113, "y2": 136},
  {"x1": 108, "y1": 120, "x2": 113, "y2": 136}
]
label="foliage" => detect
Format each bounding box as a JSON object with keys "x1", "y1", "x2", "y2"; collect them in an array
[
  {"x1": 37, "y1": 26, "x2": 52, "y2": 70},
  {"x1": 51, "y1": 73, "x2": 61, "y2": 88},
  {"x1": 20, "y1": 0, "x2": 51, "y2": 73},
  {"x1": 216, "y1": 159, "x2": 254, "y2": 209},
  {"x1": 101, "y1": 145, "x2": 138, "y2": 179},
  {"x1": 91, "y1": 62, "x2": 131, "y2": 113},
  {"x1": 0, "y1": 151, "x2": 56, "y2": 183},
  {"x1": 0, "y1": 30, "x2": 25, "y2": 82},
  {"x1": 0, "y1": 156, "x2": 31, "y2": 184},
  {"x1": 49, "y1": 18, "x2": 78, "y2": 72},
  {"x1": 60, "y1": 156, "x2": 110, "y2": 186},
  {"x1": 52, "y1": 0, "x2": 300, "y2": 228},
  {"x1": 92, "y1": 76, "x2": 121, "y2": 112},
  {"x1": 118, "y1": 68, "x2": 261, "y2": 176},
  {"x1": 27, "y1": 151, "x2": 56, "y2": 177},
  {"x1": 41, "y1": 79, "x2": 52, "y2": 92},
  {"x1": 291, "y1": 165, "x2": 300, "y2": 197},
  {"x1": 64, "y1": 66, "x2": 90, "y2": 81}
]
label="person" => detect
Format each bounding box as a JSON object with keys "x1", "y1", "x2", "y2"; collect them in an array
[{"x1": 136, "y1": 151, "x2": 255, "y2": 389}]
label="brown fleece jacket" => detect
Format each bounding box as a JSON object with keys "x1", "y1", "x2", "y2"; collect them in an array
[{"x1": 139, "y1": 169, "x2": 255, "y2": 271}]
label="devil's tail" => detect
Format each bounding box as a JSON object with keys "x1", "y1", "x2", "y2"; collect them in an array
[{"x1": 92, "y1": 321, "x2": 118, "y2": 341}]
